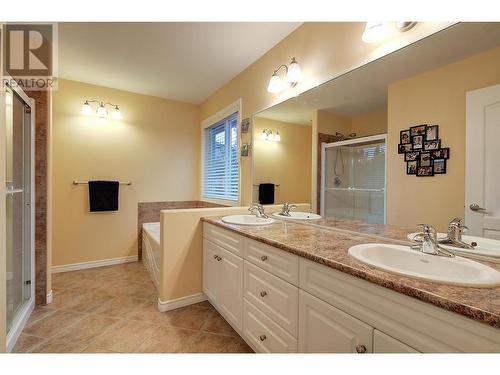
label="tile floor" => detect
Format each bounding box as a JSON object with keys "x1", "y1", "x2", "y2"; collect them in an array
[{"x1": 13, "y1": 262, "x2": 253, "y2": 353}]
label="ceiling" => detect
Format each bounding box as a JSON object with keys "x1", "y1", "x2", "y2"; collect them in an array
[
  {"x1": 58, "y1": 22, "x2": 302, "y2": 104},
  {"x1": 256, "y1": 22, "x2": 500, "y2": 125}
]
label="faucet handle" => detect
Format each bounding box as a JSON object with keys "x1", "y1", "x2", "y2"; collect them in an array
[{"x1": 417, "y1": 224, "x2": 437, "y2": 239}]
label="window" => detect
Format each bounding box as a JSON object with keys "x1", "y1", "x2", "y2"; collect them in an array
[{"x1": 203, "y1": 112, "x2": 239, "y2": 203}]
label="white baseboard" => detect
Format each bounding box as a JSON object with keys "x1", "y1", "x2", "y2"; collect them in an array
[
  {"x1": 46, "y1": 289, "x2": 53, "y2": 304},
  {"x1": 52, "y1": 255, "x2": 138, "y2": 274},
  {"x1": 157, "y1": 292, "x2": 207, "y2": 312}
]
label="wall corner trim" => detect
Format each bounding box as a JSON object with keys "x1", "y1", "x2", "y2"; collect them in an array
[
  {"x1": 51, "y1": 255, "x2": 138, "y2": 274},
  {"x1": 157, "y1": 293, "x2": 207, "y2": 312}
]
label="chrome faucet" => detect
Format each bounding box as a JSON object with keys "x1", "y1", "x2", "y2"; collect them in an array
[
  {"x1": 248, "y1": 204, "x2": 269, "y2": 219},
  {"x1": 438, "y1": 218, "x2": 475, "y2": 250},
  {"x1": 411, "y1": 224, "x2": 455, "y2": 257},
  {"x1": 278, "y1": 202, "x2": 298, "y2": 217}
]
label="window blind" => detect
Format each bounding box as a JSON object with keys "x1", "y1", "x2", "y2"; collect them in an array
[{"x1": 203, "y1": 112, "x2": 239, "y2": 202}]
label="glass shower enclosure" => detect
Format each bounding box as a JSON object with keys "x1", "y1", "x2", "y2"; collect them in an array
[
  {"x1": 321, "y1": 134, "x2": 386, "y2": 224},
  {"x1": 4, "y1": 84, "x2": 35, "y2": 351}
]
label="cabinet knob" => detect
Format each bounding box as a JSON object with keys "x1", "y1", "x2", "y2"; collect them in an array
[
  {"x1": 260, "y1": 291, "x2": 267, "y2": 297},
  {"x1": 213, "y1": 255, "x2": 218, "y2": 260},
  {"x1": 259, "y1": 334, "x2": 267, "y2": 342},
  {"x1": 260, "y1": 255, "x2": 268, "y2": 261},
  {"x1": 355, "y1": 344, "x2": 367, "y2": 353},
  {"x1": 217, "y1": 256, "x2": 222, "y2": 261}
]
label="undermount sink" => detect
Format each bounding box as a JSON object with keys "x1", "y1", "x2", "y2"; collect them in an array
[
  {"x1": 221, "y1": 214, "x2": 275, "y2": 226},
  {"x1": 272, "y1": 212, "x2": 322, "y2": 220},
  {"x1": 407, "y1": 232, "x2": 500, "y2": 258},
  {"x1": 348, "y1": 243, "x2": 500, "y2": 287}
]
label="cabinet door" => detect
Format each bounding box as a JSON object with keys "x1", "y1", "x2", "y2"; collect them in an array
[
  {"x1": 203, "y1": 240, "x2": 219, "y2": 304},
  {"x1": 373, "y1": 330, "x2": 419, "y2": 353},
  {"x1": 298, "y1": 290, "x2": 373, "y2": 353},
  {"x1": 218, "y1": 246, "x2": 244, "y2": 331}
]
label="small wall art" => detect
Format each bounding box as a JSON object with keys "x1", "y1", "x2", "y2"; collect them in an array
[{"x1": 398, "y1": 124, "x2": 449, "y2": 177}]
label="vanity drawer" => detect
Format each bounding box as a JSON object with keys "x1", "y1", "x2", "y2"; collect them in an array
[
  {"x1": 244, "y1": 238, "x2": 299, "y2": 285},
  {"x1": 203, "y1": 223, "x2": 244, "y2": 257},
  {"x1": 243, "y1": 261, "x2": 298, "y2": 337},
  {"x1": 243, "y1": 299, "x2": 297, "y2": 353}
]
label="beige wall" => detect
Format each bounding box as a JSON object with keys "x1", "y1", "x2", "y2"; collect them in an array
[
  {"x1": 52, "y1": 79, "x2": 200, "y2": 267},
  {"x1": 317, "y1": 108, "x2": 387, "y2": 137},
  {"x1": 160, "y1": 203, "x2": 310, "y2": 302},
  {"x1": 317, "y1": 110, "x2": 351, "y2": 135},
  {"x1": 252, "y1": 117, "x2": 311, "y2": 204},
  {"x1": 387, "y1": 46, "x2": 500, "y2": 231},
  {"x1": 200, "y1": 22, "x2": 451, "y2": 207},
  {"x1": 0, "y1": 86, "x2": 7, "y2": 352}
]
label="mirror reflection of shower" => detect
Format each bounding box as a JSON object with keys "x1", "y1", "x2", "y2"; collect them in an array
[{"x1": 332, "y1": 132, "x2": 356, "y2": 187}]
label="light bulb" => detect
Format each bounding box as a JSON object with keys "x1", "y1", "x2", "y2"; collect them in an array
[
  {"x1": 274, "y1": 131, "x2": 281, "y2": 142},
  {"x1": 96, "y1": 103, "x2": 107, "y2": 118},
  {"x1": 267, "y1": 73, "x2": 283, "y2": 93},
  {"x1": 111, "y1": 105, "x2": 122, "y2": 120},
  {"x1": 361, "y1": 22, "x2": 391, "y2": 43},
  {"x1": 285, "y1": 57, "x2": 302, "y2": 84},
  {"x1": 260, "y1": 130, "x2": 268, "y2": 140},
  {"x1": 81, "y1": 101, "x2": 92, "y2": 115}
]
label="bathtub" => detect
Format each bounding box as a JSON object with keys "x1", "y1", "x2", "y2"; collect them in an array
[{"x1": 142, "y1": 222, "x2": 160, "y2": 290}]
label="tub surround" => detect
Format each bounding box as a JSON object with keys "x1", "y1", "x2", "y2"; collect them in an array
[
  {"x1": 201, "y1": 216, "x2": 500, "y2": 329},
  {"x1": 137, "y1": 201, "x2": 225, "y2": 259}
]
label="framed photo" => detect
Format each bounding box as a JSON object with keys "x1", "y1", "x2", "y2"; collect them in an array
[
  {"x1": 410, "y1": 124, "x2": 427, "y2": 137},
  {"x1": 400, "y1": 130, "x2": 411, "y2": 144},
  {"x1": 407, "y1": 160, "x2": 418, "y2": 175},
  {"x1": 241, "y1": 117, "x2": 250, "y2": 133},
  {"x1": 398, "y1": 143, "x2": 413, "y2": 154},
  {"x1": 412, "y1": 135, "x2": 423, "y2": 150},
  {"x1": 417, "y1": 166, "x2": 434, "y2": 177},
  {"x1": 433, "y1": 159, "x2": 446, "y2": 174},
  {"x1": 423, "y1": 139, "x2": 441, "y2": 151},
  {"x1": 404, "y1": 151, "x2": 419, "y2": 162},
  {"x1": 426, "y1": 125, "x2": 439, "y2": 141},
  {"x1": 419, "y1": 151, "x2": 432, "y2": 167},
  {"x1": 431, "y1": 147, "x2": 450, "y2": 159}
]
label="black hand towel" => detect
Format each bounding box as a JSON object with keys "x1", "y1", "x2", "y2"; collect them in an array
[
  {"x1": 88, "y1": 180, "x2": 119, "y2": 212},
  {"x1": 258, "y1": 183, "x2": 275, "y2": 205}
]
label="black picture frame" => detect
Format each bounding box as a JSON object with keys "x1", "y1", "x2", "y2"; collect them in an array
[
  {"x1": 426, "y1": 125, "x2": 439, "y2": 141},
  {"x1": 417, "y1": 165, "x2": 434, "y2": 177},
  {"x1": 431, "y1": 147, "x2": 450, "y2": 160},
  {"x1": 400, "y1": 129, "x2": 411, "y2": 144},
  {"x1": 407, "y1": 160, "x2": 418, "y2": 175},
  {"x1": 433, "y1": 158, "x2": 446, "y2": 174},
  {"x1": 398, "y1": 143, "x2": 413, "y2": 154},
  {"x1": 404, "y1": 151, "x2": 419, "y2": 162},
  {"x1": 419, "y1": 151, "x2": 432, "y2": 167},
  {"x1": 410, "y1": 124, "x2": 427, "y2": 137},
  {"x1": 412, "y1": 135, "x2": 424, "y2": 150},
  {"x1": 423, "y1": 139, "x2": 441, "y2": 151}
]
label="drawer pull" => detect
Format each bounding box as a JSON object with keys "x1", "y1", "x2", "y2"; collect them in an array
[
  {"x1": 356, "y1": 344, "x2": 367, "y2": 354},
  {"x1": 260, "y1": 255, "x2": 268, "y2": 261},
  {"x1": 259, "y1": 334, "x2": 267, "y2": 342},
  {"x1": 260, "y1": 291, "x2": 267, "y2": 297}
]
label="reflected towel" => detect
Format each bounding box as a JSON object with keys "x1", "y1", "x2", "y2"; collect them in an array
[
  {"x1": 258, "y1": 183, "x2": 275, "y2": 205},
  {"x1": 88, "y1": 180, "x2": 119, "y2": 212}
]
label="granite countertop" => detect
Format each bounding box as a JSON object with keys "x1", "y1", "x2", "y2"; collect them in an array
[{"x1": 201, "y1": 216, "x2": 500, "y2": 329}]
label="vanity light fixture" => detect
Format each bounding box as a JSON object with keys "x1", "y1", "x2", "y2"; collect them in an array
[
  {"x1": 260, "y1": 129, "x2": 281, "y2": 142},
  {"x1": 81, "y1": 100, "x2": 123, "y2": 120},
  {"x1": 267, "y1": 57, "x2": 302, "y2": 93},
  {"x1": 361, "y1": 21, "x2": 417, "y2": 43}
]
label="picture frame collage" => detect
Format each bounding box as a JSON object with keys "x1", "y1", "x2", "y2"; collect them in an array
[{"x1": 398, "y1": 124, "x2": 449, "y2": 177}]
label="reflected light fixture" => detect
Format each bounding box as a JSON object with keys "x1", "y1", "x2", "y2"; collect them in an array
[
  {"x1": 362, "y1": 21, "x2": 417, "y2": 43},
  {"x1": 267, "y1": 57, "x2": 302, "y2": 94},
  {"x1": 260, "y1": 129, "x2": 281, "y2": 142},
  {"x1": 81, "y1": 99, "x2": 123, "y2": 120}
]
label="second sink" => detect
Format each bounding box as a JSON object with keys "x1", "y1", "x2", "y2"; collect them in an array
[{"x1": 222, "y1": 214, "x2": 275, "y2": 226}]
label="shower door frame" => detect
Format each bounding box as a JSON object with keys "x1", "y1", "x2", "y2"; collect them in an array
[
  {"x1": 5, "y1": 81, "x2": 36, "y2": 352},
  {"x1": 320, "y1": 134, "x2": 387, "y2": 223}
]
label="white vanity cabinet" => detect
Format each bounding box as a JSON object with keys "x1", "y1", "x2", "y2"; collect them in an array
[{"x1": 202, "y1": 222, "x2": 500, "y2": 353}]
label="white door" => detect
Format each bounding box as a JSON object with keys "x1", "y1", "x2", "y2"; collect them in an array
[
  {"x1": 298, "y1": 290, "x2": 373, "y2": 353},
  {"x1": 218, "y1": 246, "x2": 243, "y2": 331},
  {"x1": 202, "y1": 240, "x2": 219, "y2": 303},
  {"x1": 466, "y1": 84, "x2": 500, "y2": 238}
]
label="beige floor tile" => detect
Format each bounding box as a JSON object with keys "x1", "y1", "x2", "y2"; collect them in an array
[
  {"x1": 34, "y1": 338, "x2": 90, "y2": 353},
  {"x1": 90, "y1": 296, "x2": 151, "y2": 318},
  {"x1": 82, "y1": 346, "x2": 119, "y2": 353},
  {"x1": 12, "y1": 334, "x2": 46, "y2": 353},
  {"x1": 51, "y1": 314, "x2": 119, "y2": 343},
  {"x1": 136, "y1": 326, "x2": 198, "y2": 353},
  {"x1": 25, "y1": 306, "x2": 57, "y2": 325},
  {"x1": 59, "y1": 291, "x2": 116, "y2": 313},
  {"x1": 88, "y1": 319, "x2": 160, "y2": 353},
  {"x1": 201, "y1": 311, "x2": 238, "y2": 337},
  {"x1": 189, "y1": 332, "x2": 249, "y2": 353},
  {"x1": 23, "y1": 310, "x2": 85, "y2": 339}
]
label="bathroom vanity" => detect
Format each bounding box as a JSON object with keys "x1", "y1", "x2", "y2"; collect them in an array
[{"x1": 201, "y1": 217, "x2": 500, "y2": 353}]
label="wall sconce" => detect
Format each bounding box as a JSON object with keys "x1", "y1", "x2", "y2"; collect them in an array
[
  {"x1": 259, "y1": 129, "x2": 281, "y2": 142},
  {"x1": 81, "y1": 100, "x2": 123, "y2": 120},
  {"x1": 267, "y1": 57, "x2": 302, "y2": 94},
  {"x1": 361, "y1": 22, "x2": 417, "y2": 43}
]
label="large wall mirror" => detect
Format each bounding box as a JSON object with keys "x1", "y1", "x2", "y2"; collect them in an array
[{"x1": 252, "y1": 22, "x2": 500, "y2": 231}]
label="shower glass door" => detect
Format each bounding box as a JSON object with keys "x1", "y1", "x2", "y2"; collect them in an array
[
  {"x1": 5, "y1": 86, "x2": 33, "y2": 335},
  {"x1": 321, "y1": 135, "x2": 386, "y2": 224}
]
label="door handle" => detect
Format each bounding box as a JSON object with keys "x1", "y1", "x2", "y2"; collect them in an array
[{"x1": 469, "y1": 203, "x2": 486, "y2": 212}]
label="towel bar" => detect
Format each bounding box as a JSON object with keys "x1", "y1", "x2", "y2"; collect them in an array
[
  {"x1": 72, "y1": 180, "x2": 132, "y2": 185},
  {"x1": 253, "y1": 184, "x2": 280, "y2": 187}
]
